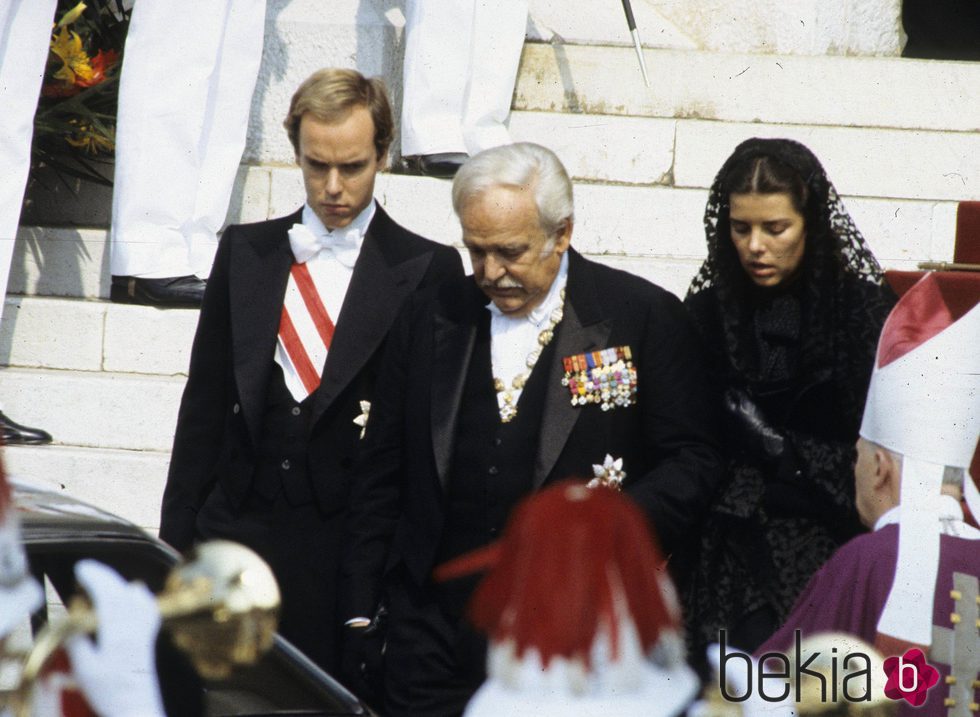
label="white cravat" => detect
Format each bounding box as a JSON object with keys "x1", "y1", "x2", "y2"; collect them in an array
[
  {"x1": 289, "y1": 221, "x2": 359, "y2": 267},
  {"x1": 274, "y1": 201, "x2": 376, "y2": 402},
  {"x1": 487, "y1": 252, "x2": 569, "y2": 411}
]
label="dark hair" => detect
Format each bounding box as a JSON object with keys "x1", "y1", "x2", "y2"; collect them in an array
[
  {"x1": 721, "y1": 154, "x2": 810, "y2": 217},
  {"x1": 686, "y1": 137, "x2": 893, "y2": 437},
  {"x1": 283, "y1": 68, "x2": 394, "y2": 161},
  {"x1": 693, "y1": 139, "x2": 838, "y2": 384},
  {"x1": 711, "y1": 140, "x2": 835, "y2": 296}
]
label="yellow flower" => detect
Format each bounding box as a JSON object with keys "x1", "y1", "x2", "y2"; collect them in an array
[
  {"x1": 66, "y1": 124, "x2": 115, "y2": 155},
  {"x1": 56, "y1": 2, "x2": 88, "y2": 28},
  {"x1": 50, "y1": 26, "x2": 94, "y2": 86}
]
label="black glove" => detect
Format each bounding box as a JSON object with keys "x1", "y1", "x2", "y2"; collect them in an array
[
  {"x1": 723, "y1": 387, "x2": 786, "y2": 462},
  {"x1": 339, "y1": 607, "x2": 387, "y2": 708}
]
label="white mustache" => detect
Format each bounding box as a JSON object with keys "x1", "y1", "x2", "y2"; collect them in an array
[{"x1": 480, "y1": 277, "x2": 523, "y2": 290}]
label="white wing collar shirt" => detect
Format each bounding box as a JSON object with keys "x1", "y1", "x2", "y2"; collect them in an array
[
  {"x1": 487, "y1": 251, "x2": 569, "y2": 413},
  {"x1": 274, "y1": 201, "x2": 376, "y2": 402}
]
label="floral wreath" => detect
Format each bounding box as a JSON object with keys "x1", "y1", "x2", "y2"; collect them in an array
[{"x1": 31, "y1": 1, "x2": 130, "y2": 186}]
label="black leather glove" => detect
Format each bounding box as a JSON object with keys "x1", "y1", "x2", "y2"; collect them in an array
[
  {"x1": 339, "y1": 607, "x2": 387, "y2": 708},
  {"x1": 723, "y1": 387, "x2": 786, "y2": 462}
]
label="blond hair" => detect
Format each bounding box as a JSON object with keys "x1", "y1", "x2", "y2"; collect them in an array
[{"x1": 283, "y1": 68, "x2": 393, "y2": 160}]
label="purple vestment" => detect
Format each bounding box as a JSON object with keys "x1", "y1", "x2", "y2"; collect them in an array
[{"x1": 757, "y1": 523, "x2": 979, "y2": 717}]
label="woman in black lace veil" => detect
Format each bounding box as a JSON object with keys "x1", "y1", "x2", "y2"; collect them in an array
[{"x1": 683, "y1": 138, "x2": 896, "y2": 658}]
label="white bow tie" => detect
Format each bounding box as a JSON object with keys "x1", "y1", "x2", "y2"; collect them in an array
[{"x1": 288, "y1": 223, "x2": 361, "y2": 267}]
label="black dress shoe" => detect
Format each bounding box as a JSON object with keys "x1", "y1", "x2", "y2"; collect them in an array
[
  {"x1": 110, "y1": 275, "x2": 206, "y2": 307},
  {"x1": 0, "y1": 411, "x2": 52, "y2": 446},
  {"x1": 401, "y1": 152, "x2": 469, "y2": 179}
]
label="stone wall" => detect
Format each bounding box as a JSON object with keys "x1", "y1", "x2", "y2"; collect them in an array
[{"x1": 244, "y1": 0, "x2": 906, "y2": 165}]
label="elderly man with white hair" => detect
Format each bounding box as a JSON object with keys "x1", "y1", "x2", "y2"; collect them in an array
[{"x1": 341, "y1": 142, "x2": 722, "y2": 716}]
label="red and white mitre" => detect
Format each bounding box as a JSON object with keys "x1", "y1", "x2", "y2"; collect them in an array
[
  {"x1": 858, "y1": 273, "x2": 980, "y2": 649},
  {"x1": 441, "y1": 481, "x2": 698, "y2": 717}
]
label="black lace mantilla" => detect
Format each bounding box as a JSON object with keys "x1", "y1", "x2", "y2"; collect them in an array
[
  {"x1": 689, "y1": 137, "x2": 886, "y2": 294},
  {"x1": 687, "y1": 137, "x2": 890, "y2": 412},
  {"x1": 683, "y1": 138, "x2": 897, "y2": 658}
]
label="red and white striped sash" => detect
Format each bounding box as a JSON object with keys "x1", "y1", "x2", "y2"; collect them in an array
[{"x1": 277, "y1": 262, "x2": 335, "y2": 399}]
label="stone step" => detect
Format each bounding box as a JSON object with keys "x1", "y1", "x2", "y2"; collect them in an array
[
  {"x1": 7, "y1": 227, "x2": 110, "y2": 298},
  {"x1": 248, "y1": 2, "x2": 683, "y2": 171},
  {"x1": 302, "y1": 0, "x2": 902, "y2": 59},
  {"x1": 374, "y1": 174, "x2": 952, "y2": 264},
  {"x1": 23, "y1": 103, "x2": 976, "y2": 244},
  {"x1": 670, "y1": 120, "x2": 980, "y2": 203},
  {"x1": 525, "y1": 0, "x2": 695, "y2": 52},
  {"x1": 526, "y1": 0, "x2": 906, "y2": 58},
  {"x1": 510, "y1": 113, "x2": 980, "y2": 202},
  {"x1": 242, "y1": 11, "x2": 963, "y2": 165},
  {"x1": 10, "y1": 173, "x2": 956, "y2": 301},
  {"x1": 4, "y1": 444, "x2": 167, "y2": 535},
  {"x1": 265, "y1": 171, "x2": 959, "y2": 267},
  {"x1": 0, "y1": 366, "x2": 185, "y2": 453},
  {"x1": 0, "y1": 296, "x2": 198, "y2": 376},
  {"x1": 514, "y1": 43, "x2": 980, "y2": 135}
]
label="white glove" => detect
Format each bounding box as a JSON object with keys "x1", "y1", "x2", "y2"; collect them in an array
[
  {"x1": 0, "y1": 513, "x2": 43, "y2": 639},
  {"x1": 0, "y1": 577, "x2": 42, "y2": 640},
  {"x1": 64, "y1": 560, "x2": 166, "y2": 717}
]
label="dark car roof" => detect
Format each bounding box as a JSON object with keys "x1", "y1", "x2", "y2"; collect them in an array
[
  {"x1": 12, "y1": 481, "x2": 374, "y2": 715},
  {"x1": 14, "y1": 482, "x2": 174, "y2": 551}
]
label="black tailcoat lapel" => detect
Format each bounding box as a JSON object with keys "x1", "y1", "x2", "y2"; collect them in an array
[
  {"x1": 430, "y1": 281, "x2": 487, "y2": 490},
  {"x1": 533, "y1": 250, "x2": 611, "y2": 488},
  {"x1": 425, "y1": 250, "x2": 612, "y2": 492},
  {"x1": 311, "y1": 210, "x2": 434, "y2": 425},
  {"x1": 231, "y1": 210, "x2": 299, "y2": 447}
]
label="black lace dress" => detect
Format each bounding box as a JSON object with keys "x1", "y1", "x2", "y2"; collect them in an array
[{"x1": 682, "y1": 138, "x2": 897, "y2": 658}]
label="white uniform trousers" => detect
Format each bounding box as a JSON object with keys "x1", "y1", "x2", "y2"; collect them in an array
[
  {"x1": 400, "y1": 0, "x2": 527, "y2": 157},
  {"x1": 0, "y1": 0, "x2": 58, "y2": 309},
  {"x1": 109, "y1": 0, "x2": 266, "y2": 279}
]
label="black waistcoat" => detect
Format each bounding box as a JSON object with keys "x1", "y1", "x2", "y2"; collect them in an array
[
  {"x1": 437, "y1": 312, "x2": 558, "y2": 581},
  {"x1": 250, "y1": 364, "x2": 316, "y2": 506}
]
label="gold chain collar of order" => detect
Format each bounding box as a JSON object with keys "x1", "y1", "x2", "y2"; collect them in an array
[{"x1": 492, "y1": 289, "x2": 566, "y2": 423}]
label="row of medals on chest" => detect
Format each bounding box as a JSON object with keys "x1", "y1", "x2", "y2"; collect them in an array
[{"x1": 492, "y1": 290, "x2": 638, "y2": 422}]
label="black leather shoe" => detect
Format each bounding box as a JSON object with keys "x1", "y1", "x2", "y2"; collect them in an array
[
  {"x1": 0, "y1": 411, "x2": 52, "y2": 446},
  {"x1": 110, "y1": 275, "x2": 206, "y2": 307},
  {"x1": 401, "y1": 152, "x2": 468, "y2": 178}
]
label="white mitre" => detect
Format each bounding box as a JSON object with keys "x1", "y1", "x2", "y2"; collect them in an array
[{"x1": 858, "y1": 273, "x2": 980, "y2": 648}]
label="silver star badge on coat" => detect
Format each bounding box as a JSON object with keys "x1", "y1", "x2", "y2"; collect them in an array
[
  {"x1": 587, "y1": 454, "x2": 625, "y2": 491},
  {"x1": 353, "y1": 400, "x2": 371, "y2": 439}
]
